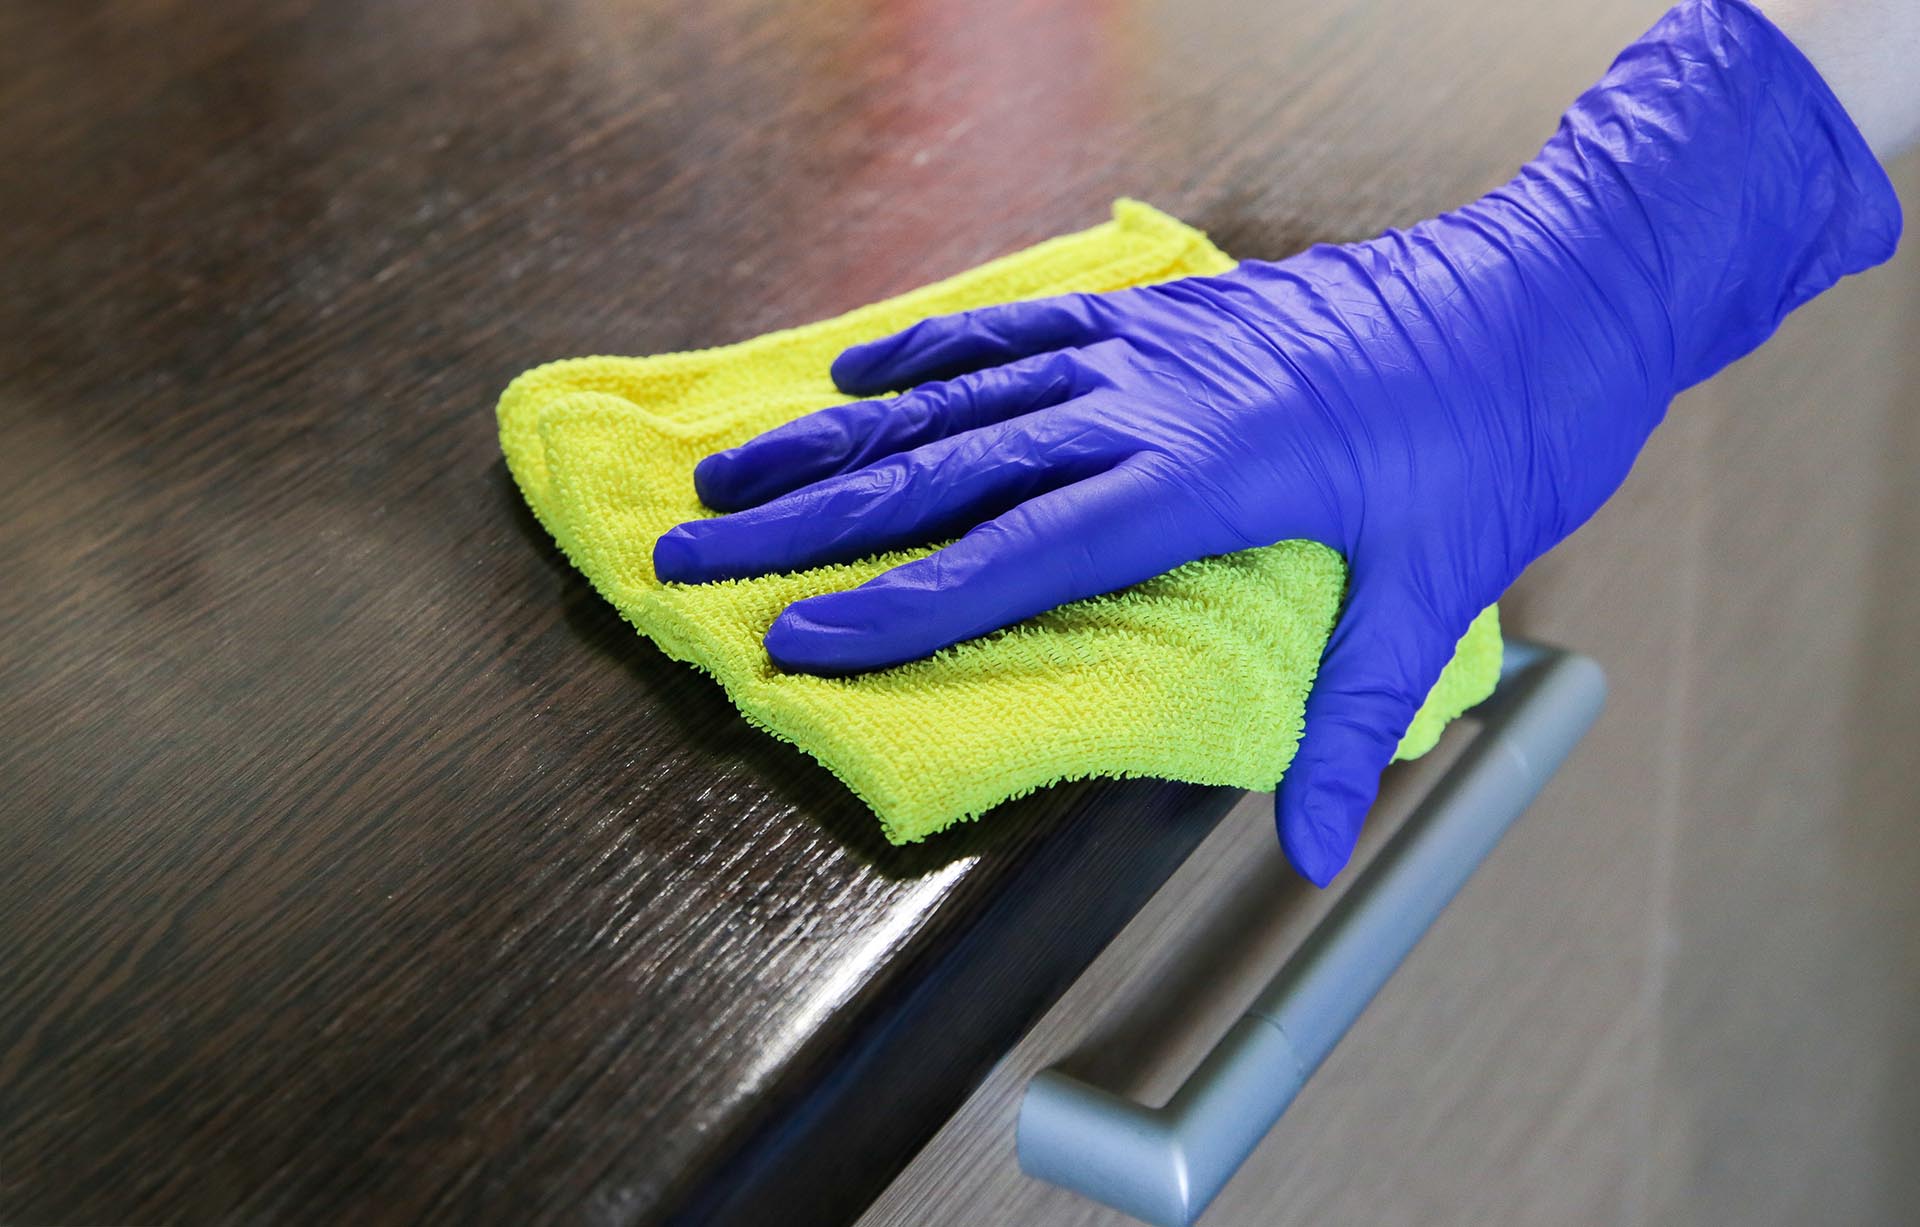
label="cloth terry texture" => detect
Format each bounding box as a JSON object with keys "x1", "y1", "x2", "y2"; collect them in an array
[{"x1": 497, "y1": 200, "x2": 1503, "y2": 844}]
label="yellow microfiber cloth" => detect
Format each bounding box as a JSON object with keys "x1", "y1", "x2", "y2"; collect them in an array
[{"x1": 498, "y1": 200, "x2": 1502, "y2": 844}]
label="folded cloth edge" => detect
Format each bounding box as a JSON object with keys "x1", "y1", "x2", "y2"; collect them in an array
[{"x1": 498, "y1": 201, "x2": 1502, "y2": 843}]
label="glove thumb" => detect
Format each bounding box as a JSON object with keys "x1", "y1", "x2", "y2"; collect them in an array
[{"x1": 1276, "y1": 573, "x2": 1453, "y2": 887}]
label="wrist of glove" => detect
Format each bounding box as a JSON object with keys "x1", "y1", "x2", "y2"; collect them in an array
[{"x1": 655, "y1": 0, "x2": 1900, "y2": 884}]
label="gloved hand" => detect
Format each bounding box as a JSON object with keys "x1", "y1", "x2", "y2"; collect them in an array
[{"x1": 655, "y1": 0, "x2": 1899, "y2": 884}]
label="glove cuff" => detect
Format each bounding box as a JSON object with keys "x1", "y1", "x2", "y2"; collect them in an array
[{"x1": 1501, "y1": 0, "x2": 1903, "y2": 392}]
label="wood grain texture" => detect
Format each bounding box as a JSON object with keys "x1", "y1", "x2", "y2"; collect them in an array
[{"x1": 0, "y1": 2, "x2": 1259, "y2": 1223}]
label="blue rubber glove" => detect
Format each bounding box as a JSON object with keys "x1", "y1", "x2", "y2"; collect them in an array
[{"x1": 655, "y1": 0, "x2": 1899, "y2": 884}]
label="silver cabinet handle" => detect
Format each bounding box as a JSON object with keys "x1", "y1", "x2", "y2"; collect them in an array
[{"x1": 1017, "y1": 640, "x2": 1606, "y2": 1226}]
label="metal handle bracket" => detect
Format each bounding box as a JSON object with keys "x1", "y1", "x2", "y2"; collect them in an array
[{"x1": 1016, "y1": 640, "x2": 1606, "y2": 1226}]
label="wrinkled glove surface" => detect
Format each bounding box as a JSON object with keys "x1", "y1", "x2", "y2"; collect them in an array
[{"x1": 657, "y1": 0, "x2": 1901, "y2": 884}]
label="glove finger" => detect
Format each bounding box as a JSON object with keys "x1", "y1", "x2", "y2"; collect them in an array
[
  {"x1": 830, "y1": 291, "x2": 1126, "y2": 397},
  {"x1": 762, "y1": 452, "x2": 1244, "y2": 675},
  {"x1": 1274, "y1": 571, "x2": 1459, "y2": 886},
  {"x1": 694, "y1": 348, "x2": 1091, "y2": 513},
  {"x1": 655, "y1": 399, "x2": 1132, "y2": 584}
]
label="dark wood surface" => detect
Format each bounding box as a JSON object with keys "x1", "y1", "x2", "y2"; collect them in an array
[{"x1": 0, "y1": 1, "x2": 1659, "y2": 1224}]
